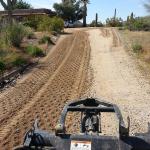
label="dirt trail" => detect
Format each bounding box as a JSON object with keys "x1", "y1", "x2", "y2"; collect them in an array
[
  {"x1": 0, "y1": 31, "x2": 90, "y2": 149},
  {"x1": 87, "y1": 28, "x2": 150, "y2": 135},
  {"x1": 1, "y1": 27, "x2": 150, "y2": 149}
]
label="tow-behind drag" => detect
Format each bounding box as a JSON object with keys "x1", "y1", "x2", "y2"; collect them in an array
[{"x1": 14, "y1": 98, "x2": 150, "y2": 150}]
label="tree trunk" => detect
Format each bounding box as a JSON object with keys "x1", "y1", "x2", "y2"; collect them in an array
[
  {"x1": 7, "y1": 9, "x2": 13, "y2": 24},
  {"x1": 95, "y1": 13, "x2": 98, "y2": 27}
]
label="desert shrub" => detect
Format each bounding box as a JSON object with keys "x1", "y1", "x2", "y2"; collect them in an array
[
  {"x1": 23, "y1": 15, "x2": 41, "y2": 30},
  {"x1": 50, "y1": 17, "x2": 64, "y2": 33},
  {"x1": 89, "y1": 20, "x2": 104, "y2": 27},
  {"x1": 24, "y1": 15, "x2": 64, "y2": 33},
  {"x1": 13, "y1": 57, "x2": 27, "y2": 67},
  {"x1": 25, "y1": 27, "x2": 35, "y2": 39},
  {"x1": 0, "y1": 60, "x2": 6, "y2": 75},
  {"x1": 9, "y1": 23, "x2": 27, "y2": 47},
  {"x1": 38, "y1": 16, "x2": 52, "y2": 32},
  {"x1": 1, "y1": 23, "x2": 27, "y2": 47},
  {"x1": 39, "y1": 36, "x2": 55, "y2": 45},
  {"x1": 106, "y1": 17, "x2": 123, "y2": 27},
  {"x1": 132, "y1": 43, "x2": 143, "y2": 53},
  {"x1": 126, "y1": 17, "x2": 150, "y2": 31},
  {"x1": 26, "y1": 45, "x2": 44, "y2": 57}
]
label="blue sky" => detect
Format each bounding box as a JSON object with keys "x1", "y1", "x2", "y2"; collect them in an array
[{"x1": 0, "y1": 0, "x2": 149, "y2": 23}]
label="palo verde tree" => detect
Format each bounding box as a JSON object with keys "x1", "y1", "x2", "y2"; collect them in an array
[
  {"x1": 54, "y1": 0, "x2": 82, "y2": 23},
  {"x1": 14, "y1": 0, "x2": 32, "y2": 9}
]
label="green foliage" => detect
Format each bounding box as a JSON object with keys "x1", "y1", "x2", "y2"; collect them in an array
[
  {"x1": 0, "y1": 60, "x2": 6, "y2": 74},
  {"x1": 126, "y1": 16, "x2": 150, "y2": 31},
  {"x1": 5, "y1": 23, "x2": 27, "y2": 47},
  {"x1": 14, "y1": 0, "x2": 32, "y2": 9},
  {"x1": 25, "y1": 27, "x2": 35, "y2": 39},
  {"x1": 89, "y1": 20, "x2": 103, "y2": 27},
  {"x1": 13, "y1": 57, "x2": 27, "y2": 67},
  {"x1": 39, "y1": 36, "x2": 54, "y2": 45},
  {"x1": 9, "y1": 23, "x2": 27, "y2": 47},
  {"x1": 50, "y1": 17, "x2": 64, "y2": 33},
  {"x1": 132, "y1": 43, "x2": 143, "y2": 53},
  {"x1": 38, "y1": 16, "x2": 52, "y2": 31},
  {"x1": 53, "y1": 1, "x2": 83, "y2": 22},
  {"x1": 23, "y1": 15, "x2": 41, "y2": 30},
  {"x1": 24, "y1": 15, "x2": 64, "y2": 33},
  {"x1": 26, "y1": 45, "x2": 44, "y2": 57},
  {"x1": 106, "y1": 17, "x2": 123, "y2": 27},
  {"x1": 0, "y1": 22, "x2": 27, "y2": 48}
]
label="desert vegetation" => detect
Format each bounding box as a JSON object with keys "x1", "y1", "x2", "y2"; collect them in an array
[{"x1": 0, "y1": 0, "x2": 64, "y2": 76}]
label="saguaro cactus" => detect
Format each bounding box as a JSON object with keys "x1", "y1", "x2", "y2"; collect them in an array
[
  {"x1": 0, "y1": 0, "x2": 17, "y2": 23},
  {"x1": 95, "y1": 13, "x2": 98, "y2": 27}
]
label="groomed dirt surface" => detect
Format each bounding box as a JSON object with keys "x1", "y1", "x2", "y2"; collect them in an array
[
  {"x1": 0, "y1": 31, "x2": 91, "y2": 149},
  {"x1": 87, "y1": 28, "x2": 150, "y2": 135}
]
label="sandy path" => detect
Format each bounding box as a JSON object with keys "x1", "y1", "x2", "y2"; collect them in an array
[{"x1": 87, "y1": 28, "x2": 150, "y2": 135}]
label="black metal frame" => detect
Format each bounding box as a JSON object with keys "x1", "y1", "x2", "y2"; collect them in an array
[
  {"x1": 57, "y1": 98, "x2": 129, "y2": 137},
  {"x1": 13, "y1": 98, "x2": 150, "y2": 150}
]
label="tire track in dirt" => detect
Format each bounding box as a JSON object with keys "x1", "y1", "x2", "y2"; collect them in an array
[
  {"x1": 0, "y1": 31, "x2": 90, "y2": 150},
  {"x1": 0, "y1": 35, "x2": 74, "y2": 126},
  {"x1": 87, "y1": 28, "x2": 150, "y2": 136}
]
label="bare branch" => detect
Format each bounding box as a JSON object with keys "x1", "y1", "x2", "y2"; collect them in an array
[
  {"x1": 0, "y1": 0, "x2": 8, "y2": 9},
  {"x1": 12, "y1": 0, "x2": 17, "y2": 5}
]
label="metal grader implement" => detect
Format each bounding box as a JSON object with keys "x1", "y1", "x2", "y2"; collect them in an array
[{"x1": 14, "y1": 98, "x2": 150, "y2": 150}]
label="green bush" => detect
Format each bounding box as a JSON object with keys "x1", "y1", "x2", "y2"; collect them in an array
[
  {"x1": 26, "y1": 45, "x2": 44, "y2": 57},
  {"x1": 132, "y1": 43, "x2": 143, "y2": 53},
  {"x1": 13, "y1": 57, "x2": 27, "y2": 67},
  {"x1": 106, "y1": 17, "x2": 123, "y2": 27},
  {"x1": 25, "y1": 27, "x2": 35, "y2": 39},
  {"x1": 24, "y1": 15, "x2": 64, "y2": 33},
  {"x1": 23, "y1": 15, "x2": 41, "y2": 29},
  {"x1": 38, "y1": 16, "x2": 52, "y2": 32},
  {"x1": 2, "y1": 23, "x2": 27, "y2": 47},
  {"x1": 39, "y1": 36, "x2": 55, "y2": 45},
  {"x1": 89, "y1": 20, "x2": 104, "y2": 27},
  {"x1": 126, "y1": 17, "x2": 150, "y2": 31},
  {"x1": 50, "y1": 17, "x2": 64, "y2": 33}
]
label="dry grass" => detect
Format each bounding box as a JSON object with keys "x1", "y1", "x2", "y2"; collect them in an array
[{"x1": 119, "y1": 30, "x2": 150, "y2": 62}]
